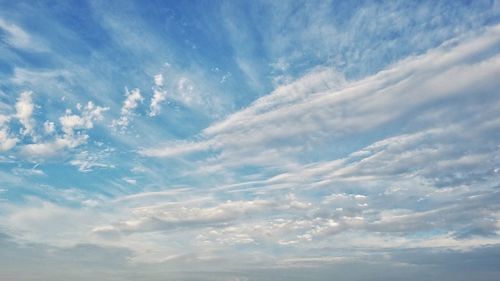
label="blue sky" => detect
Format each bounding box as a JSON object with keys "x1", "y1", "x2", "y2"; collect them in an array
[{"x1": 1, "y1": 0, "x2": 500, "y2": 280}]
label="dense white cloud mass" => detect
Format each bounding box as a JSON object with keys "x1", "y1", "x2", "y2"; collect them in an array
[{"x1": 0, "y1": 2, "x2": 499, "y2": 281}]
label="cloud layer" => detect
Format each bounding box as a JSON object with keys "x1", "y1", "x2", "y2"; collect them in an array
[{"x1": 0, "y1": 1, "x2": 499, "y2": 280}]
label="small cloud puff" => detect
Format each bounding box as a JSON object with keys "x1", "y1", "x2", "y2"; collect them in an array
[
  {"x1": 43, "y1": 121, "x2": 55, "y2": 134},
  {"x1": 154, "y1": 73, "x2": 164, "y2": 87},
  {"x1": 149, "y1": 74, "x2": 167, "y2": 117},
  {"x1": 112, "y1": 88, "x2": 143, "y2": 130},
  {"x1": 21, "y1": 100, "x2": 108, "y2": 158},
  {"x1": 60, "y1": 101, "x2": 107, "y2": 136},
  {"x1": 15, "y1": 91, "x2": 35, "y2": 137},
  {"x1": 0, "y1": 127, "x2": 18, "y2": 151}
]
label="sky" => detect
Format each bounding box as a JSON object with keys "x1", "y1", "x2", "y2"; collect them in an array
[{"x1": 1, "y1": 0, "x2": 500, "y2": 280}]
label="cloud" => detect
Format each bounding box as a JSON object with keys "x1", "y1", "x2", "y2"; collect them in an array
[
  {"x1": 1, "y1": 2, "x2": 499, "y2": 278},
  {"x1": 154, "y1": 73, "x2": 164, "y2": 87},
  {"x1": 0, "y1": 18, "x2": 31, "y2": 49},
  {"x1": 112, "y1": 88, "x2": 143, "y2": 130},
  {"x1": 15, "y1": 91, "x2": 36, "y2": 137},
  {"x1": 0, "y1": 198, "x2": 103, "y2": 247},
  {"x1": 0, "y1": 115, "x2": 17, "y2": 151},
  {"x1": 149, "y1": 74, "x2": 167, "y2": 117},
  {"x1": 21, "y1": 139, "x2": 80, "y2": 158},
  {"x1": 43, "y1": 121, "x2": 55, "y2": 134},
  {"x1": 134, "y1": 24, "x2": 500, "y2": 258},
  {"x1": 140, "y1": 140, "x2": 212, "y2": 158},
  {"x1": 96, "y1": 199, "x2": 274, "y2": 235},
  {"x1": 60, "y1": 101, "x2": 108, "y2": 136},
  {"x1": 141, "y1": 24, "x2": 500, "y2": 169},
  {"x1": 69, "y1": 149, "x2": 115, "y2": 172},
  {"x1": 0, "y1": 127, "x2": 18, "y2": 151},
  {"x1": 21, "y1": 101, "x2": 108, "y2": 158},
  {"x1": 176, "y1": 77, "x2": 197, "y2": 106}
]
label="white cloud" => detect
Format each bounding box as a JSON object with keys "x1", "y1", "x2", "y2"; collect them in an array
[
  {"x1": 120, "y1": 88, "x2": 143, "y2": 116},
  {"x1": 154, "y1": 73, "x2": 164, "y2": 87},
  {"x1": 1, "y1": 198, "x2": 104, "y2": 247},
  {"x1": 60, "y1": 101, "x2": 107, "y2": 136},
  {"x1": 0, "y1": 114, "x2": 17, "y2": 151},
  {"x1": 112, "y1": 88, "x2": 143, "y2": 130},
  {"x1": 1, "y1": 12, "x2": 500, "y2": 276},
  {"x1": 149, "y1": 74, "x2": 168, "y2": 117},
  {"x1": 21, "y1": 101, "x2": 108, "y2": 158},
  {"x1": 141, "y1": 25, "x2": 500, "y2": 168},
  {"x1": 149, "y1": 90, "x2": 167, "y2": 116},
  {"x1": 176, "y1": 77, "x2": 196, "y2": 105},
  {"x1": 0, "y1": 18, "x2": 31, "y2": 49},
  {"x1": 132, "y1": 25, "x2": 500, "y2": 259},
  {"x1": 0, "y1": 127, "x2": 18, "y2": 151},
  {"x1": 149, "y1": 89, "x2": 167, "y2": 117},
  {"x1": 15, "y1": 91, "x2": 36, "y2": 137},
  {"x1": 140, "y1": 140, "x2": 212, "y2": 158},
  {"x1": 60, "y1": 114, "x2": 87, "y2": 135},
  {"x1": 21, "y1": 136, "x2": 86, "y2": 158},
  {"x1": 69, "y1": 150, "x2": 115, "y2": 172},
  {"x1": 106, "y1": 199, "x2": 273, "y2": 234},
  {"x1": 43, "y1": 120, "x2": 55, "y2": 134},
  {"x1": 11, "y1": 167, "x2": 45, "y2": 176},
  {"x1": 0, "y1": 114, "x2": 10, "y2": 125}
]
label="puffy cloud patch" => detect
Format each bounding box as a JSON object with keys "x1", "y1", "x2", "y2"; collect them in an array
[
  {"x1": 149, "y1": 74, "x2": 167, "y2": 116},
  {"x1": 0, "y1": 127, "x2": 18, "y2": 151},
  {"x1": 112, "y1": 88, "x2": 143, "y2": 130},
  {"x1": 15, "y1": 91, "x2": 36, "y2": 137},
  {"x1": 20, "y1": 101, "x2": 108, "y2": 158},
  {"x1": 60, "y1": 102, "x2": 108, "y2": 137},
  {"x1": 43, "y1": 120, "x2": 55, "y2": 134},
  {"x1": 0, "y1": 114, "x2": 17, "y2": 151}
]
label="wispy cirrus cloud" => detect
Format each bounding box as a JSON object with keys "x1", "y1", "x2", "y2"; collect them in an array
[{"x1": 141, "y1": 25, "x2": 500, "y2": 166}]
